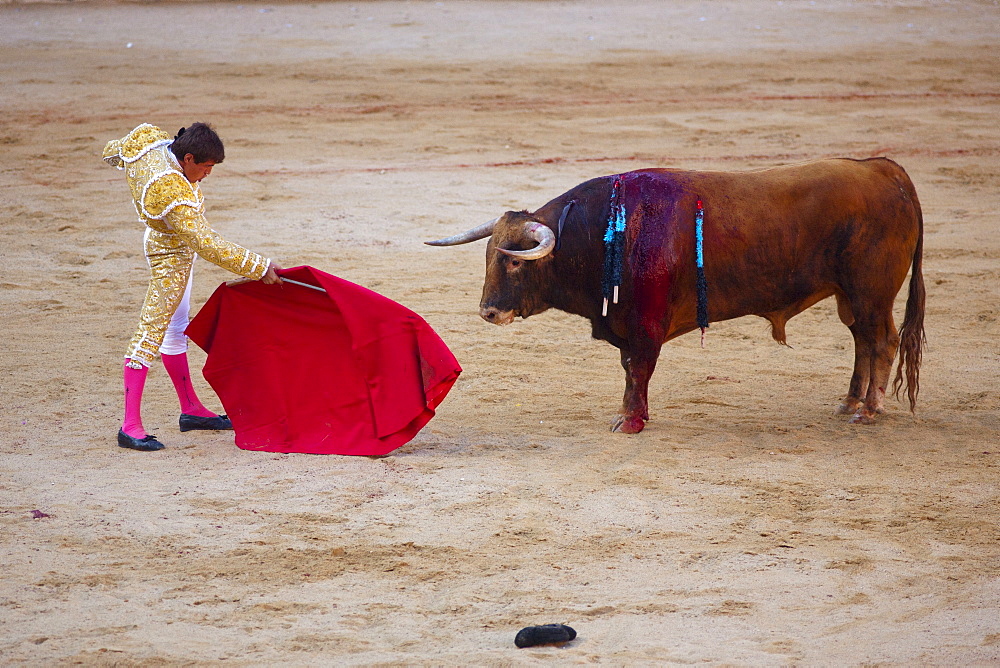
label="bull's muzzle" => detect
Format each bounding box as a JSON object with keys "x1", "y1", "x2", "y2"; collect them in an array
[{"x1": 480, "y1": 306, "x2": 515, "y2": 326}]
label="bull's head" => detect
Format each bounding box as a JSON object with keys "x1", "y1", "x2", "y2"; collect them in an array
[{"x1": 426, "y1": 212, "x2": 556, "y2": 325}]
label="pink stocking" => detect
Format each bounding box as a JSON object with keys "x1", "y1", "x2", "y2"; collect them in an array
[
  {"x1": 162, "y1": 352, "x2": 215, "y2": 417},
  {"x1": 122, "y1": 361, "x2": 149, "y2": 438}
]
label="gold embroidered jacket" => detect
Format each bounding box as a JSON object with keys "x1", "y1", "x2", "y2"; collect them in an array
[
  {"x1": 105, "y1": 124, "x2": 270, "y2": 366},
  {"x1": 103, "y1": 124, "x2": 269, "y2": 280}
]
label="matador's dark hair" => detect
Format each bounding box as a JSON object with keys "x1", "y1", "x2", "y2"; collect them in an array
[{"x1": 170, "y1": 122, "x2": 225, "y2": 164}]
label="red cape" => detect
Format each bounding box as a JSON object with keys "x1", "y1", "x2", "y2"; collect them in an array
[{"x1": 185, "y1": 266, "x2": 461, "y2": 455}]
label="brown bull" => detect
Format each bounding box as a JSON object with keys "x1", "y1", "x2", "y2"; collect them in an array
[{"x1": 428, "y1": 158, "x2": 925, "y2": 432}]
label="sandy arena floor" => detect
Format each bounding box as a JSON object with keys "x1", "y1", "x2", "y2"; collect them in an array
[{"x1": 2, "y1": 0, "x2": 999, "y2": 664}]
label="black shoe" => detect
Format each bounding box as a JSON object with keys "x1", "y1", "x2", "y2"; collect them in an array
[
  {"x1": 179, "y1": 414, "x2": 233, "y2": 432},
  {"x1": 117, "y1": 430, "x2": 165, "y2": 451}
]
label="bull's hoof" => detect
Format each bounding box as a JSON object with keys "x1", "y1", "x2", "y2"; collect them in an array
[
  {"x1": 611, "y1": 414, "x2": 645, "y2": 433},
  {"x1": 848, "y1": 410, "x2": 877, "y2": 425},
  {"x1": 836, "y1": 399, "x2": 863, "y2": 415}
]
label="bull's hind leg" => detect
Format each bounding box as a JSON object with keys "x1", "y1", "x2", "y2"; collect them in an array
[
  {"x1": 835, "y1": 293, "x2": 868, "y2": 415},
  {"x1": 848, "y1": 308, "x2": 900, "y2": 424},
  {"x1": 837, "y1": 322, "x2": 871, "y2": 416}
]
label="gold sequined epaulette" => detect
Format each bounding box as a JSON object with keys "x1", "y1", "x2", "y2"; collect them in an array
[
  {"x1": 121, "y1": 124, "x2": 170, "y2": 158},
  {"x1": 104, "y1": 124, "x2": 172, "y2": 170},
  {"x1": 142, "y1": 172, "x2": 199, "y2": 220}
]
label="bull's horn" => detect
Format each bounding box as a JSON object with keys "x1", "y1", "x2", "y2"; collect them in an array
[
  {"x1": 498, "y1": 222, "x2": 556, "y2": 260},
  {"x1": 425, "y1": 217, "x2": 498, "y2": 246}
]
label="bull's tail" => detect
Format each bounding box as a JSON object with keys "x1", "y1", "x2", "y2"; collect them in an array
[{"x1": 891, "y1": 181, "x2": 926, "y2": 413}]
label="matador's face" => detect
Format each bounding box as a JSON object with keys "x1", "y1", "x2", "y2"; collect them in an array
[{"x1": 180, "y1": 154, "x2": 216, "y2": 183}]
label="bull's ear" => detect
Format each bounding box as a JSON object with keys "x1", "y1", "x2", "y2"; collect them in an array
[
  {"x1": 496, "y1": 222, "x2": 555, "y2": 260},
  {"x1": 425, "y1": 217, "x2": 499, "y2": 246}
]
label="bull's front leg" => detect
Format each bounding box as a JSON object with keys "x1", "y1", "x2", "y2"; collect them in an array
[{"x1": 612, "y1": 344, "x2": 660, "y2": 433}]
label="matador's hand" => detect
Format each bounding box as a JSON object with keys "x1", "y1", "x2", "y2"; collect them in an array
[{"x1": 261, "y1": 262, "x2": 283, "y2": 284}]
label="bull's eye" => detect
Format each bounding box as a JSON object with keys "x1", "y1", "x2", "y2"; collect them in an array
[{"x1": 508, "y1": 258, "x2": 523, "y2": 270}]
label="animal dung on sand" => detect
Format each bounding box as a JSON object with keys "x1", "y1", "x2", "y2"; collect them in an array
[{"x1": 514, "y1": 623, "x2": 577, "y2": 648}]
